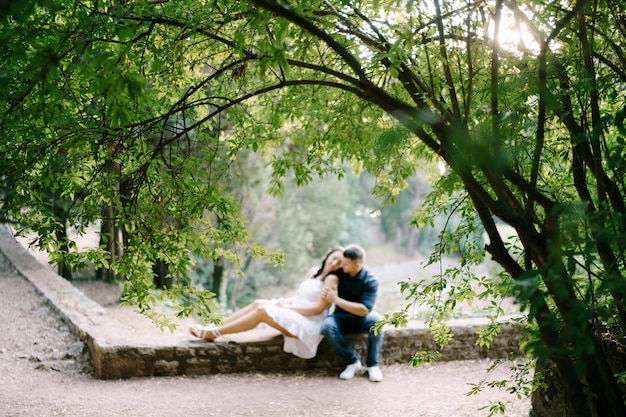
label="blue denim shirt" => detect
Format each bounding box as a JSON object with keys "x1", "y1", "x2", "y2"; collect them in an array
[{"x1": 334, "y1": 266, "x2": 379, "y2": 315}]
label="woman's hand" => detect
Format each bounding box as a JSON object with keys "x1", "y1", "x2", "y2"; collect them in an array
[
  {"x1": 274, "y1": 298, "x2": 292, "y2": 307},
  {"x1": 320, "y1": 286, "x2": 338, "y2": 303}
]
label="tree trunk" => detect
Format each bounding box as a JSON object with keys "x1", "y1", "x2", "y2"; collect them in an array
[
  {"x1": 97, "y1": 205, "x2": 117, "y2": 283},
  {"x1": 53, "y1": 218, "x2": 72, "y2": 280},
  {"x1": 152, "y1": 259, "x2": 172, "y2": 289},
  {"x1": 211, "y1": 255, "x2": 224, "y2": 302},
  {"x1": 531, "y1": 331, "x2": 626, "y2": 417}
]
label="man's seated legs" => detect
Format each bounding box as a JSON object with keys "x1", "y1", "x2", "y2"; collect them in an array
[
  {"x1": 321, "y1": 312, "x2": 384, "y2": 381},
  {"x1": 363, "y1": 311, "x2": 384, "y2": 382},
  {"x1": 321, "y1": 315, "x2": 360, "y2": 366}
]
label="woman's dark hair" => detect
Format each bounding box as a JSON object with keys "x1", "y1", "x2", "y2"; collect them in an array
[{"x1": 314, "y1": 246, "x2": 343, "y2": 278}]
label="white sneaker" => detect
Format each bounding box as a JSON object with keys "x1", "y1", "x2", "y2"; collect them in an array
[
  {"x1": 339, "y1": 361, "x2": 362, "y2": 380},
  {"x1": 367, "y1": 366, "x2": 383, "y2": 382}
]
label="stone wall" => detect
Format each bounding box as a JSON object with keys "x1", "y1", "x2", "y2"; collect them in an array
[{"x1": 89, "y1": 322, "x2": 524, "y2": 379}]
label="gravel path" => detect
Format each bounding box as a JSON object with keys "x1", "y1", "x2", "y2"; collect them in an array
[{"x1": 0, "y1": 267, "x2": 532, "y2": 417}]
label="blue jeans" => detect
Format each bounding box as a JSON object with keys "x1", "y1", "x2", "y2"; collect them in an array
[{"x1": 321, "y1": 311, "x2": 383, "y2": 367}]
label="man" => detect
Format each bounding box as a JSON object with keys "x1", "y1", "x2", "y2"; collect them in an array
[{"x1": 320, "y1": 244, "x2": 384, "y2": 382}]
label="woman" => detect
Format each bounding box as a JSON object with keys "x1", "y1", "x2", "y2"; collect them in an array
[{"x1": 190, "y1": 247, "x2": 343, "y2": 359}]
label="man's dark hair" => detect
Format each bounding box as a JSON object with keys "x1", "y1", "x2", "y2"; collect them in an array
[{"x1": 343, "y1": 244, "x2": 365, "y2": 262}]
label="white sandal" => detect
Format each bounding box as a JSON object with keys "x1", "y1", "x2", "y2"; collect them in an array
[{"x1": 189, "y1": 325, "x2": 222, "y2": 340}]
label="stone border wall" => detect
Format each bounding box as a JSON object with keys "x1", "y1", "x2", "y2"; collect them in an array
[
  {"x1": 0, "y1": 226, "x2": 524, "y2": 380},
  {"x1": 87, "y1": 321, "x2": 524, "y2": 379}
]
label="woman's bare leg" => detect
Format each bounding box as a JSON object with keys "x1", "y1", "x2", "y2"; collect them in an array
[
  {"x1": 191, "y1": 304, "x2": 295, "y2": 340},
  {"x1": 220, "y1": 299, "x2": 272, "y2": 324}
]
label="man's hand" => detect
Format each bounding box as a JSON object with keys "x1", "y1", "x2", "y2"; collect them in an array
[{"x1": 322, "y1": 286, "x2": 370, "y2": 317}]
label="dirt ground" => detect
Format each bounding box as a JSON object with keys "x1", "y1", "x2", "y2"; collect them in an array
[{"x1": 0, "y1": 267, "x2": 532, "y2": 417}]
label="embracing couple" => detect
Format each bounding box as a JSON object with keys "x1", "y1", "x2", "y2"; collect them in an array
[{"x1": 190, "y1": 244, "x2": 384, "y2": 382}]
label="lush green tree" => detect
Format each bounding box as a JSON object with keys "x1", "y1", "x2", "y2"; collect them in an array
[{"x1": 3, "y1": 1, "x2": 626, "y2": 415}]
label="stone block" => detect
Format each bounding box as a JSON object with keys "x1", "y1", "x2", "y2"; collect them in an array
[{"x1": 154, "y1": 359, "x2": 179, "y2": 376}]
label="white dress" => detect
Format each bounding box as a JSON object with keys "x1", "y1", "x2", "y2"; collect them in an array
[{"x1": 264, "y1": 278, "x2": 327, "y2": 359}]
